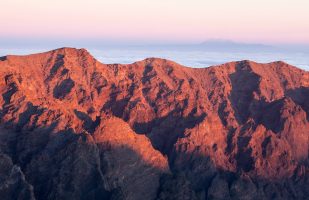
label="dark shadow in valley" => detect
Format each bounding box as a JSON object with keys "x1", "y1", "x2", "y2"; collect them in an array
[
  {"x1": 252, "y1": 98, "x2": 287, "y2": 133},
  {"x1": 17, "y1": 102, "x2": 45, "y2": 132},
  {"x1": 44, "y1": 53, "x2": 68, "y2": 83},
  {"x1": 95, "y1": 143, "x2": 170, "y2": 200},
  {"x1": 0, "y1": 116, "x2": 172, "y2": 200},
  {"x1": 235, "y1": 135, "x2": 254, "y2": 172},
  {"x1": 53, "y1": 78, "x2": 75, "y2": 99},
  {"x1": 158, "y1": 148, "x2": 308, "y2": 200},
  {"x1": 2, "y1": 74, "x2": 19, "y2": 105},
  {"x1": 101, "y1": 82, "x2": 135, "y2": 120},
  {"x1": 0, "y1": 121, "x2": 112, "y2": 200},
  {"x1": 74, "y1": 110, "x2": 101, "y2": 134},
  {"x1": 142, "y1": 64, "x2": 157, "y2": 84},
  {"x1": 226, "y1": 62, "x2": 309, "y2": 174},
  {"x1": 132, "y1": 108, "x2": 206, "y2": 155},
  {"x1": 228, "y1": 61, "x2": 261, "y2": 125},
  {"x1": 286, "y1": 86, "x2": 309, "y2": 120},
  {"x1": 0, "y1": 106, "x2": 307, "y2": 200},
  {"x1": 49, "y1": 54, "x2": 65, "y2": 78},
  {"x1": 0, "y1": 56, "x2": 7, "y2": 61},
  {"x1": 228, "y1": 61, "x2": 309, "y2": 130}
]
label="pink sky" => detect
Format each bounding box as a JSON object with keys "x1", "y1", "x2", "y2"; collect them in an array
[{"x1": 1, "y1": 0, "x2": 309, "y2": 44}]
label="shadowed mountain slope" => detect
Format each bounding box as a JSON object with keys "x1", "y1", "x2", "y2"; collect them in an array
[{"x1": 0, "y1": 47, "x2": 308, "y2": 200}]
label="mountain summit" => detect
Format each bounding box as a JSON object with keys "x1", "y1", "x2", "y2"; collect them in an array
[{"x1": 0, "y1": 48, "x2": 308, "y2": 200}]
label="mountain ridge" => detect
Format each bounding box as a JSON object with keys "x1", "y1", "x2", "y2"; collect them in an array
[
  {"x1": 0, "y1": 47, "x2": 308, "y2": 200},
  {"x1": 2, "y1": 47, "x2": 304, "y2": 69}
]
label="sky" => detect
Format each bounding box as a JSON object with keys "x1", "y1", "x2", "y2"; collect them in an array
[{"x1": 1, "y1": 0, "x2": 309, "y2": 45}]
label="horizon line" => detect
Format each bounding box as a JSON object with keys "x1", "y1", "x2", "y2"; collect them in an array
[{"x1": 1, "y1": 37, "x2": 309, "y2": 47}]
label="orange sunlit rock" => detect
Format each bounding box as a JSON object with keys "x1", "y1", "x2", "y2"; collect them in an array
[{"x1": 0, "y1": 48, "x2": 308, "y2": 199}]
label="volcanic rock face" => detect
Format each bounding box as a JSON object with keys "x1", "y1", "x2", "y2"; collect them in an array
[{"x1": 0, "y1": 48, "x2": 308, "y2": 200}]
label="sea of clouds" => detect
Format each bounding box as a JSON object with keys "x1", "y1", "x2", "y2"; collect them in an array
[{"x1": 1, "y1": 47, "x2": 308, "y2": 71}]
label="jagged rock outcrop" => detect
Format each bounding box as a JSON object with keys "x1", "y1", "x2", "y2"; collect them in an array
[{"x1": 0, "y1": 48, "x2": 308, "y2": 200}]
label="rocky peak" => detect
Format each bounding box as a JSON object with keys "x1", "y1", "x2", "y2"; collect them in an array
[{"x1": 0, "y1": 48, "x2": 308, "y2": 200}]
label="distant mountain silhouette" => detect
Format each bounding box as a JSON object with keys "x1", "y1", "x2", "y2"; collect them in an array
[{"x1": 197, "y1": 39, "x2": 274, "y2": 51}]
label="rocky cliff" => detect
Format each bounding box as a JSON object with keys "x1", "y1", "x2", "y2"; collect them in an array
[{"x1": 0, "y1": 48, "x2": 308, "y2": 200}]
